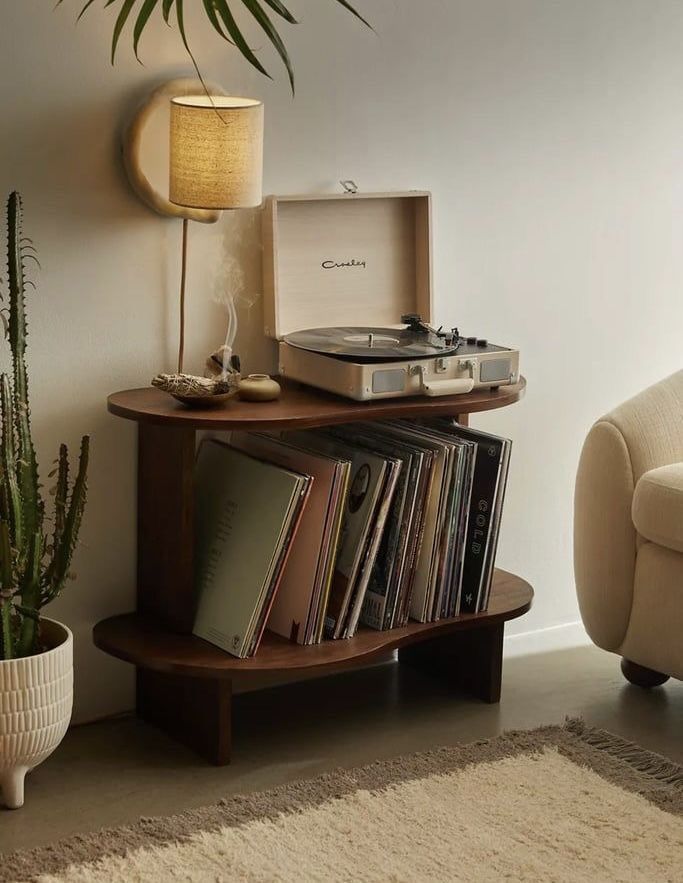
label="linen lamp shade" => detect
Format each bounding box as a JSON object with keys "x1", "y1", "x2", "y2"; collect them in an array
[{"x1": 169, "y1": 96, "x2": 264, "y2": 210}]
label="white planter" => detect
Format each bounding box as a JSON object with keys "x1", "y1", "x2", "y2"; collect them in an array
[{"x1": 0, "y1": 619, "x2": 73, "y2": 809}]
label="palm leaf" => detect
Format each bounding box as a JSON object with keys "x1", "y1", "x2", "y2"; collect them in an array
[
  {"x1": 78, "y1": 0, "x2": 100, "y2": 21},
  {"x1": 331, "y1": 0, "x2": 374, "y2": 30},
  {"x1": 174, "y1": 0, "x2": 212, "y2": 94},
  {"x1": 260, "y1": 0, "x2": 297, "y2": 24},
  {"x1": 214, "y1": 0, "x2": 271, "y2": 80},
  {"x1": 59, "y1": 0, "x2": 374, "y2": 93},
  {"x1": 201, "y1": 0, "x2": 235, "y2": 45},
  {"x1": 111, "y1": 0, "x2": 138, "y2": 64},
  {"x1": 202, "y1": 0, "x2": 228, "y2": 39},
  {"x1": 174, "y1": 0, "x2": 189, "y2": 52},
  {"x1": 53, "y1": 0, "x2": 101, "y2": 21},
  {"x1": 240, "y1": 0, "x2": 294, "y2": 92},
  {"x1": 134, "y1": 0, "x2": 161, "y2": 58}
]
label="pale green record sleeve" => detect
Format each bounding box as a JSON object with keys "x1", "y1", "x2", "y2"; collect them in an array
[{"x1": 193, "y1": 440, "x2": 308, "y2": 658}]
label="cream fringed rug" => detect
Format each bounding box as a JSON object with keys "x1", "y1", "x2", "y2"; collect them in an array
[{"x1": 3, "y1": 721, "x2": 682, "y2": 883}]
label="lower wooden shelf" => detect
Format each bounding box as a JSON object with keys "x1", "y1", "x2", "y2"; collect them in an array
[
  {"x1": 94, "y1": 569, "x2": 532, "y2": 679},
  {"x1": 93, "y1": 570, "x2": 532, "y2": 766}
]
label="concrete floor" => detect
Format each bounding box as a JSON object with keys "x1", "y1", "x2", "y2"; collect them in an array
[{"x1": 1, "y1": 644, "x2": 682, "y2": 854}]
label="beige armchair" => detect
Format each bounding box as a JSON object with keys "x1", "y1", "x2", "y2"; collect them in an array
[{"x1": 574, "y1": 370, "x2": 683, "y2": 686}]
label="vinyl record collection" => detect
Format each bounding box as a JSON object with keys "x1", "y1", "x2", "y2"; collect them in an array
[{"x1": 193, "y1": 420, "x2": 511, "y2": 658}]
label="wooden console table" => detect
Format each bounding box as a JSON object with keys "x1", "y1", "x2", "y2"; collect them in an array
[{"x1": 95, "y1": 378, "x2": 532, "y2": 765}]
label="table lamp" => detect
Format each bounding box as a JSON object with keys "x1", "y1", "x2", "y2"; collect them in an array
[{"x1": 168, "y1": 95, "x2": 264, "y2": 374}]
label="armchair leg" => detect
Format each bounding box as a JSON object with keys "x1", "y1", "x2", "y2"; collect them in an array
[{"x1": 620, "y1": 658, "x2": 669, "y2": 688}]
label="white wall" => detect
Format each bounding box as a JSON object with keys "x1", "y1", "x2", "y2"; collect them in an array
[{"x1": 1, "y1": 1, "x2": 681, "y2": 721}]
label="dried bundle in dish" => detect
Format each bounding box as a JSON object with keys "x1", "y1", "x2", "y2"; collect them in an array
[{"x1": 151, "y1": 370, "x2": 239, "y2": 408}]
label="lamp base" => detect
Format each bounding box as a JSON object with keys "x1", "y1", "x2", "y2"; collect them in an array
[{"x1": 178, "y1": 219, "x2": 189, "y2": 374}]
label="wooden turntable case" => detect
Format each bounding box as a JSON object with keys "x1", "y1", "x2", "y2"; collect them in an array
[{"x1": 262, "y1": 191, "x2": 433, "y2": 340}]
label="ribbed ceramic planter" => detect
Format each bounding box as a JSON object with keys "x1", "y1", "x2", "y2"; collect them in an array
[{"x1": 0, "y1": 619, "x2": 73, "y2": 809}]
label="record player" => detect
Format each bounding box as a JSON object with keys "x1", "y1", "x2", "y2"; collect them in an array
[
  {"x1": 262, "y1": 191, "x2": 520, "y2": 402},
  {"x1": 279, "y1": 315, "x2": 519, "y2": 401}
]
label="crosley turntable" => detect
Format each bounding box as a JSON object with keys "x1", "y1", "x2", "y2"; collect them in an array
[{"x1": 262, "y1": 191, "x2": 520, "y2": 401}]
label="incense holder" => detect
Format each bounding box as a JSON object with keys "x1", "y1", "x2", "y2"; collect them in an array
[{"x1": 238, "y1": 374, "x2": 281, "y2": 402}]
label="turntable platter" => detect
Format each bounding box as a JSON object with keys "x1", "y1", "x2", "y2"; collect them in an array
[{"x1": 284, "y1": 326, "x2": 460, "y2": 362}]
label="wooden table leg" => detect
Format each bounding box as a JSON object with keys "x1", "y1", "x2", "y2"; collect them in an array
[
  {"x1": 136, "y1": 424, "x2": 234, "y2": 764},
  {"x1": 398, "y1": 622, "x2": 504, "y2": 703},
  {"x1": 137, "y1": 670, "x2": 232, "y2": 765},
  {"x1": 137, "y1": 423, "x2": 196, "y2": 633}
]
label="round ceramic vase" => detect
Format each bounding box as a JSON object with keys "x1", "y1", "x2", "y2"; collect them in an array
[
  {"x1": 0, "y1": 619, "x2": 73, "y2": 809},
  {"x1": 238, "y1": 374, "x2": 281, "y2": 402}
]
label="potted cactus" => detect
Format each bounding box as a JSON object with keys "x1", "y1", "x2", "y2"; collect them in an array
[{"x1": 0, "y1": 192, "x2": 89, "y2": 809}]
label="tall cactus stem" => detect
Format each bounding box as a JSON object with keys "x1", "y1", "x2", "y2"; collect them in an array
[
  {"x1": 0, "y1": 374, "x2": 23, "y2": 555},
  {"x1": 0, "y1": 602, "x2": 12, "y2": 660},
  {"x1": 17, "y1": 529, "x2": 42, "y2": 657},
  {"x1": 7, "y1": 193, "x2": 40, "y2": 543},
  {"x1": 0, "y1": 193, "x2": 89, "y2": 660},
  {"x1": 45, "y1": 436, "x2": 89, "y2": 603},
  {"x1": 0, "y1": 521, "x2": 15, "y2": 659}
]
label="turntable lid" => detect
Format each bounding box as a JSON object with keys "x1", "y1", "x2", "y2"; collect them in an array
[{"x1": 262, "y1": 191, "x2": 433, "y2": 339}]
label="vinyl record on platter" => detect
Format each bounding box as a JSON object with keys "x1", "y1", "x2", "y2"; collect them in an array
[{"x1": 284, "y1": 326, "x2": 460, "y2": 361}]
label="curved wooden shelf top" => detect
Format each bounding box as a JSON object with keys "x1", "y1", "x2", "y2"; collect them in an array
[
  {"x1": 108, "y1": 377, "x2": 526, "y2": 431},
  {"x1": 93, "y1": 569, "x2": 532, "y2": 680}
]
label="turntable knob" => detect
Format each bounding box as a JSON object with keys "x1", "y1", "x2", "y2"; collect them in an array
[
  {"x1": 476, "y1": 338, "x2": 488, "y2": 347},
  {"x1": 466, "y1": 336, "x2": 477, "y2": 345}
]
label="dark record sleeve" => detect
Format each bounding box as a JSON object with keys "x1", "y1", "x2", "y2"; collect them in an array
[{"x1": 425, "y1": 422, "x2": 508, "y2": 614}]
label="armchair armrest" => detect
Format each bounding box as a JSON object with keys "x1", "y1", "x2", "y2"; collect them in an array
[
  {"x1": 632, "y1": 463, "x2": 683, "y2": 554},
  {"x1": 574, "y1": 420, "x2": 636, "y2": 651},
  {"x1": 575, "y1": 371, "x2": 683, "y2": 653}
]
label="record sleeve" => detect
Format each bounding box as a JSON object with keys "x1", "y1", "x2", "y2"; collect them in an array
[
  {"x1": 342, "y1": 454, "x2": 402, "y2": 638},
  {"x1": 425, "y1": 421, "x2": 511, "y2": 614},
  {"x1": 193, "y1": 441, "x2": 311, "y2": 658},
  {"x1": 375, "y1": 424, "x2": 450, "y2": 623},
  {"x1": 285, "y1": 431, "x2": 391, "y2": 639},
  {"x1": 389, "y1": 424, "x2": 475, "y2": 621},
  {"x1": 329, "y1": 425, "x2": 417, "y2": 631},
  {"x1": 229, "y1": 432, "x2": 343, "y2": 645}
]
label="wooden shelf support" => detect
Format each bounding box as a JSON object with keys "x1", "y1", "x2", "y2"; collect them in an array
[
  {"x1": 399, "y1": 621, "x2": 504, "y2": 703},
  {"x1": 137, "y1": 423, "x2": 196, "y2": 633},
  {"x1": 138, "y1": 669, "x2": 232, "y2": 765}
]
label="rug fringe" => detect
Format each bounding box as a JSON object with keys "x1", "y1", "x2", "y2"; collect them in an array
[
  {"x1": 3, "y1": 720, "x2": 681, "y2": 883},
  {"x1": 564, "y1": 718, "x2": 683, "y2": 788}
]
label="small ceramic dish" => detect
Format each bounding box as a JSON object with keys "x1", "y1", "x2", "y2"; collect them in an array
[{"x1": 171, "y1": 389, "x2": 239, "y2": 409}]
